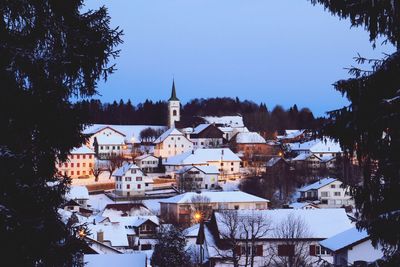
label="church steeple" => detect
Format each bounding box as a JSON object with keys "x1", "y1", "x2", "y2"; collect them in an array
[{"x1": 169, "y1": 79, "x2": 179, "y2": 101}]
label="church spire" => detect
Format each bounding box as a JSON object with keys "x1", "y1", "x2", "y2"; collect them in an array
[{"x1": 169, "y1": 79, "x2": 179, "y2": 101}]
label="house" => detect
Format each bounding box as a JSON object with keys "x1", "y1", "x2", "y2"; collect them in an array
[
  {"x1": 265, "y1": 157, "x2": 291, "y2": 178},
  {"x1": 163, "y1": 148, "x2": 241, "y2": 179},
  {"x1": 84, "y1": 126, "x2": 126, "y2": 158},
  {"x1": 113, "y1": 163, "x2": 153, "y2": 197},
  {"x1": 65, "y1": 185, "x2": 89, "y2": 208},
  {"x1": 278, "y1": 129, "x2": 309, "y2": 143},
  {"x1": 319, "y1": 227, "x2": 383, "y2": 266},
  {"x1": 291, "y1": 153, "x2": 337, "y2": 173},
  {"x1": 287, "y1": 202, "x2": 319, "y2": 210},
  {"x1": 160, "y1": 191, "x2": 269, "y2": 225},
  {"x1": 134, "y1": 154, "x2": 160, "y2": 173},
  {"x1": 193, "y1": 209, "x2": 353, "y2": 267},
  {"x1": 202, "y1": 115, "x2": 247, "y2": 140},
  {"x1": 229, "y1": 132, "x2": 267, "y2": 156},
  {"x1": 102, "y1": 203, "x2": 154, "y2": 217},
  {"x1": 288, "y1": 138, "x2": 342, "y2": 157},
  {"x1": 298, "y1": 178, "x2": 354, "y2": 208},
  {"x1": 87, "y1": 215, "x2": 159, "y2": 252},
  {"x1": 176, "y1": 165, "x2": 220, "y2": 191},
  {"x1": 153, "y1": 128, "x2": 193, "y2": 158},
  {"x1": 56, "y1": 145, "x2": 95, "y2": 178},
  {"x1": 189, "y1": 124, "x2": 225, "y2": 149}
]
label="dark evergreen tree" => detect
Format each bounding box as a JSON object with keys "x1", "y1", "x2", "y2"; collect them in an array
[
  {"x1": 0, "y1": 1, "x2": 122, "y2": 265},
  {"x1": 310, "y1": 0, "x2": 400, "y2": 263},
  {"x1": 151, "y1": 225, "x2": 190, "y2": 267}
]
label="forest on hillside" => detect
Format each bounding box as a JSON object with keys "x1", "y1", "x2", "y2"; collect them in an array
[{"x1": 76, "y1": 97, "x2": 325, "y2": 136}]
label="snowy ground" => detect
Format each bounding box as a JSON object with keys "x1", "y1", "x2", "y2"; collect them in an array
[
  {"x1": 219, "y1": 179, "x2": 240, "y2": 191},
  {"x1": 71, "y1": 172, "x2": 113, "y2": 186}
]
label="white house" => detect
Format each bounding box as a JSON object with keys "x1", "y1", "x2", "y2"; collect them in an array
[
  {"x1": 153, "y1": 128, "x2": 193, "y2": 158},
  {"x1": 160, "y1": 191, "x2": 269, "y2": 224},
  {"x1": 319, "y1": 227, "x2": 383, "y2": 266},
  {"x1": 298, "y1": 178, "x2": 354, "y2": 208},
  {"x1": 202, "y1": 115, "x2": 248, "y2": 141},
  {"x1": 163, "y1": 148, "x2": 241, "y2": 179},
  {"x1": 113, "y1": 163, "x2": 153, "y2": 197},
  {"x1": 56, "y1": 145, "x2": 95, "y2": 178},
  {"x1": 192, "y1": 209, "x2": 353, "y2": 267},
  {"x1": 176, "y1": 165, "x2": 220, "y2": 191},
  {"x1": 134, "y1": 154, "x2": 160, "y2": 173},
  {"x1": 288, "y1": 138, "x2": 342, "y2": 157},
  {"x1": 84, "y1": 125, "x2": 126, "y2": 158},
  {"x1": 188, "y1": 124, "x2": 225, "y2": 149},
  {"x1": 65, "y1": 185, "x2": 89, "y2": 208}
]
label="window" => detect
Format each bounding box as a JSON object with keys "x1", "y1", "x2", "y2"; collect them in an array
[
  {"x1": 171, "y1": 137, "x2": 174, "y2": 140},
  {"x1": 334, "y1": 192, "x2": 341, "y2": 196},
  {"x1": 278, "y1": 245, "x2": 295, "y2": 256},
  {"x1": 136, "y1": 177, "x2": 142, "y2": 181},
  {"x1": 100, "y1": 146, "x2": 103, "y2": 150},
  {"x1": 83, "y1": 163, "x2": 86, "y2": 167},
  {"x1": 321, "y1": 191, "x2": 329, "y2": 197},
  {"x1": 125, "y1": 177, "x2": 131, "y2": 182},
  {"x1": 71, "y1": 171, "x2": 74, "y2": 175},
  {"x1": 58, "y1": 163, "x2": 62, "y2": 167},
  {"x1": 220, "y1": 163, "x2": 224, "y2": 166},
  {"x1": 131, "y1": 169, "x2": 136, "y2": 174},
  {"x1": 77, "y1": 171, "x2": 80, "y2": 175},
  {"x1": 83, "y1": 155, "x2": 86, "y2": 159},
  {"x1": 64, "y1": 162, "x2": 68, "y2": 167},
  {"x1": 71, "y1": 163, "x2": 74, "y2": 167},
  {"x1": 234, "y1": 205, "x2": 239, "y2": 210},
  {"x1": 137, "y1": 184, "x2": 141, "y2": 189},
  {"x1": 77, "y1": 163, "x2": 80, "y2": 167},
  {"x1": 173, "y1": 110, "x2": 177, "y2": 116},
  {"x1": 89, "y1": 155, "x2": 92, "y2": 159},
  {"x1": 77, "y1": 155, "x2": 80, "y2": 159},
  {"x1": 141, "y1": 244, "x2": 152, "y2": 250},
  {"x1": 330, "y1": 184, "x2": 336, "y2": 188},
  {"x1": 64, "y1": 171, "x2": 68, "y2": 176},
  {"x1": 231, "y1": 162, "x2": 234, "y2": 166},
  {"x1": 83, "y1": 171, "x2": 86, "y2": 175},
  {"x1": 70, "y1": 155, "x2": 74, "y2": 159},
  {"x1": 89, "y1": 163, "x2": 92, "y2": 167},
  {"x1": 231, "y1": 168, "x2": 234, "y2": 171},
  {"x1": 178, "y1": 137, "x2": 180, "y2": 140},
  {"x1": 127, "y1": 184, "x2": 130, "y2": 189}
]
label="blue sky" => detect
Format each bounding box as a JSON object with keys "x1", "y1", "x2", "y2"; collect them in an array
[{"x1": 85, "y1": 0, "x2": 394, "y2": 116}]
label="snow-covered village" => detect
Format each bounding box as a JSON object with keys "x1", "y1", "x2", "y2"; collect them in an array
[{"x1": 2, "y1": 1, "x2": 400, "y2": 267}]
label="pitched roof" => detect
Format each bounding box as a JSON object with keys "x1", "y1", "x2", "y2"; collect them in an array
[
  {"x1": 298, "y1": 178, "x2": 337, "y2": 192},
  {"x1": 319, "y1": 227, "x2": 370, "y2": 252},
  {"x1": 234, "y1": 132, "x2": 266, "y2": 144},
  {"x1": 176, "y1": 165, "x2": 220, "y2": 175},
  {"x1": 214, "y1": 208, "x2": 353, "y2": 240},
  {"x1": 84, "y1": 254, "x2": 147, "y2": 267},
  {"x1": 95, "y1": 134, "x2": 125, "y2": 145},
  {"x1": 164, "y1": 148, "x2": 241, "y2": 166},
  {"x1": 102, "y1": 203, "x2": 153, "y2": 217},
  {"x1": 266, "y1": 157, "x2": 286, "y2": 167},
  {"x1": 160, "y1": 191, "x2": 269, "y2": 204},
  {"x1": 153, "y1": 128, "x2": 185, "y2": 144},
  {"x1": 192, "y1": 124, "x2": 211, "y2": 134},
  {"x1": 71, "y1": 145, "x2": 95, "y2": 155},
  {"x1": 169, "y1": 79, "x2": 179, "y2": 101},
  {"x1": 202, "y1": 116, "x2": 244, "y2": 128},
  {"x1": 112, "y1": 163, "x2": 140, "y2": 177},
  {"x1": 135, "y1": 154, "x2": 159, "y2": 161}
]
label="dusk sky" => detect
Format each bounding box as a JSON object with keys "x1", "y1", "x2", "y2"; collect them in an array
[{"x1": 85, "y1": 0, "x2": 394, "y2": 117}]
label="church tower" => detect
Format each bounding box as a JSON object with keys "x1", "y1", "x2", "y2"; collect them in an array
[{"x1": 168, "y1": 79, "x2": 180, "y2": 128}]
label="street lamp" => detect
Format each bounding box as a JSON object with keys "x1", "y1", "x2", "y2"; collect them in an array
[{"x1": 194, "y1": 211, "x2": 202, "y2": 222}]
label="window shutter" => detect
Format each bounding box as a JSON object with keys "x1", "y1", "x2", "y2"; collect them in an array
[{"x1": 309, "y1": 245, "x2": 316, "y2": 256}]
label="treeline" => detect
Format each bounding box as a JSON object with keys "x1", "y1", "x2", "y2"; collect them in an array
[{"x1": 76, "y1": 97, "x2": 325, "y2": 134}]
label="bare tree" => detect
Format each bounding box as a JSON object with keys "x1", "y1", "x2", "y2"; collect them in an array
[
  {"x1": 178, "y1": 172, "x2": 202, "y2": 193},
  {"x1": 91, "y1": 162, "x2": 104, "y2": 182},
  {"x1": 266, "y1": 213, "x2": 314, "y2": 267},
  {"x1": 240, "y1": 212, "x2": 272, "y2": 267},
  {"x1": 107, "y1": 153, "x2": 125, "y2": 178}
]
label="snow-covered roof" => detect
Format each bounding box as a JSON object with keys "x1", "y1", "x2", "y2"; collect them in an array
[
  {"x1": 87, "y1": 223, "x2": 133, "y2": 247},
  {"x1": 234, "y1": 132, "x2": 266, "y2": 144},
  {"x1": 298, "y1": 178, "x2": 337, "y2": 192},
  {"x1": 70, "y1": 145, "x2": 95, "y2": 155},
  {"x1": 107, "y1": 215, "x2": 159, "y2": 228},
  {"x1": 319, "y1": 227, "x2": 370, "y2": 252},
  {"x1": 282, "y1": 129, "x2": 305, "y2": 139},
  {"x1": 102, "y1": 203, "x2": 153, "y2": 217},
  {"x1": 214, "y1": 209, "x2": 353, "y2": 240},
  {"x1": 266, "y1": 157, "x2": 286, "y2": 167},
  {"x1": 185, "y1": 223, "x2": 201, "y2": 237},
  {"x1": 291, "y1": 153, "x2": 312, "y2": 161},
  {"x1": 84, "y1": 254, "x2": 147, "y2": 267},
  {"x1": 113, "y1": 163, "x2": 140, "y2": 177},
  {"x1": 176, "y1": 165, "x2": 220, "y2": 175},
  {"x1": 192, "y1": 124, "x2": 211, "y2": 134},
  {"x1": 153, "y1": 128, "x2": 186, "y2": 144},
  {"x1": 135, "y1": 154, "x2": 158, "y2": 161},
  {"x1": 163, "y1": 148, "x2": 241, "y2": 166},
  {"x1": 66, "y1": 186, "x2": 89, "y2": 200},
  {"x1": 95, "y1": 134, "x2": 125, "y2": 145},
  {"x1": 310, "y1": 138, "x2": 342, "y2": 153},
  {"x1": 288, "y1": 138, "x2": 342, "y2": 154},
  {"x1": 288, "y1": 202, "x2": 318, "y2": 209},
  {"x1": 160, "y1": 191, "x2": 269, "y2": 204},
  {"x1": 202, "y1": 116, "x2": 244, "y2": 128},
  {"x1": 84, "y1": 124, "x2": 166, "y2": 143}
]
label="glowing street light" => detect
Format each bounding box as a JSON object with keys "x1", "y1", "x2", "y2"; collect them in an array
[{"x1": 194, "y1": 212, "x2": 202, "y2": 222}]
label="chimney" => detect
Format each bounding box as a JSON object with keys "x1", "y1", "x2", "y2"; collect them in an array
[{"x1": 97, "y1": 230, "x2": 104, "y2": 242}]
